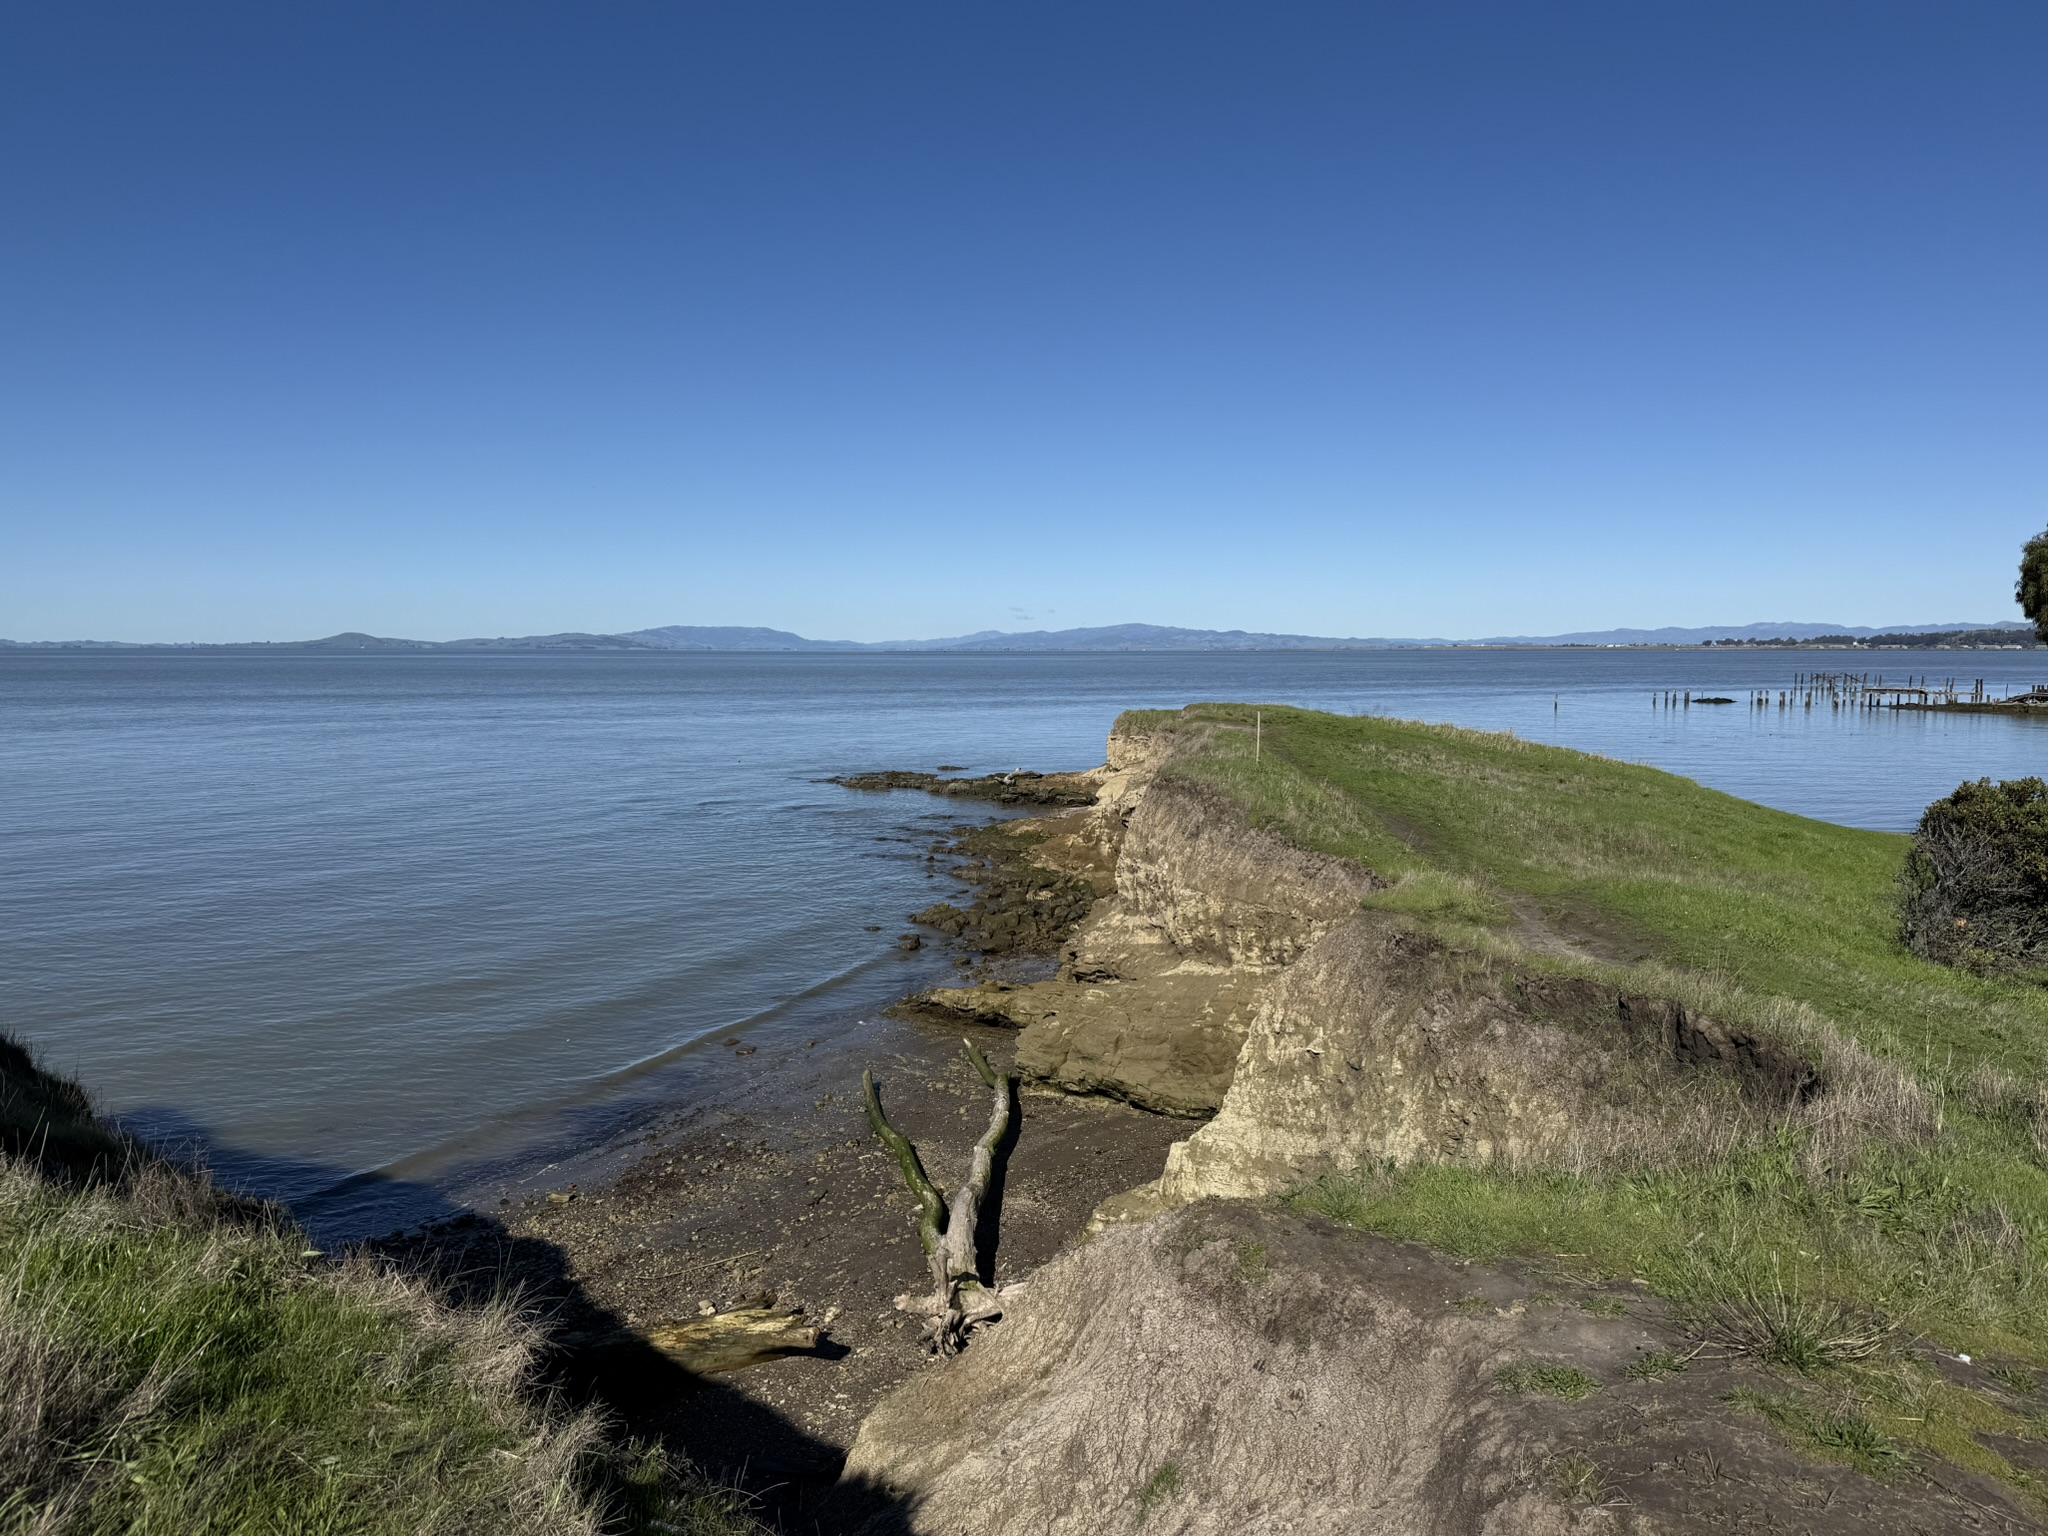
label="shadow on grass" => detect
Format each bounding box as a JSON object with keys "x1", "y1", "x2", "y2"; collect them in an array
[{"x1": 123, "y1": 1108, "x2": 915, "y2": 1535}]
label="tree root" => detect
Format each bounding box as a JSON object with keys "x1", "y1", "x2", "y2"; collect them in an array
[{"x1": 864, "y1": 1040, "x2": 1015, "y2": 1355}]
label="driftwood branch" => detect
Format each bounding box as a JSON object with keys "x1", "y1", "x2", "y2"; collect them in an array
[
  {"x1": 864, "y1": 1039, "x2": 1016, "y2": 1354},
  {"x1": 642, "y1": 1306, "x2": 821, "y2": 1374},
  {"x1": 863, "y1": 1067, "x2": 945, "y2": 1258}
]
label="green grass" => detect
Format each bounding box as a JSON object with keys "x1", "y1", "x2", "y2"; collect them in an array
[
  {"x1": 0, "y1": 1148, "x2": 762, "y2": 1536},
  {"x1": 1154, "y1": 703, "x2": 2048, "y2": 1087},
  {"x1": 1729, "y1": 1388, "x2": 1914, "y2": 1476},
  {"x1": 1624, "y1": 1350, "x2": 1688, "y2": 1382},
  {"x1": 1134, "y1": 1460, "x2": 1182, "y2": 1518},
  {"x1": 1120, "y1": 704, "x2": 2048, "y2": 1494},
  {"x1": 1495, "y1": 1362, "x2": 1602, "y2": 1401},
  {"x1": 1993, "y1": 1364, "x2": 2040, "y2": 1395}
]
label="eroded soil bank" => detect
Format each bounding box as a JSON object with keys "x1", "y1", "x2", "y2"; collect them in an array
[{"x1": 834, "y1": 1201, "x2": 2035, "y2": 1536}]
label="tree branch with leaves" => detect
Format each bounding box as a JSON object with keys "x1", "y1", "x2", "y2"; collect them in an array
[{"x1": 2017, "y1": 528, "x2": 2048, "y2": 643}]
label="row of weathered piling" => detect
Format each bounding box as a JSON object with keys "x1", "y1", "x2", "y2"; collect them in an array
[{"x1": 1652, "y1": 672, "x2": 2045, "y2": 712}]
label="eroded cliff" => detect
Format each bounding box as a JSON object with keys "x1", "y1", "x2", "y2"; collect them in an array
[
  {"x1": 842, "y1": 706, "x2": 2041, "y2": 1531},
  {"x1": 920, "y1": 713, "x2": 1863, "y2": 1192},
  {"x1": 920, "y1": 720, "x2": 1376, "y2": 1116}
]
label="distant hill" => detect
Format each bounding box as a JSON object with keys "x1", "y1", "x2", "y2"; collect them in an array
[
  {"x1": 0, "y1": 630, "x2": 664, "y2": 653},
  {"x1": 4, "y1": 620, "x2": 2034, "y2": 652},
  {"x1": 282, "y1": 630, "x2": 662, "y2": 652},
  {"x1": 893, "y1": 623, "x2": 1434, "y2": 651},
  {"x1": 1711, "y1": 626, "x2": 2041, "y2": 650},
  {"x1": 620, "y1": 625, "x2": 858, "y2": 650},
  {"x1": 1, "y1": 623, "x2": 1431, "y2": 651},
  {"x1": 618, "y1": 623, "x2": 1430, "y2": 651}
]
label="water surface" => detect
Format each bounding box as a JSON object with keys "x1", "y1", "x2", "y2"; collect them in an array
[{"x1": 4, "y1": 649, "x2": 2043, "y2": 1231}]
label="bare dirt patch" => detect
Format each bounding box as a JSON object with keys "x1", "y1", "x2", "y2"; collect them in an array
[{"x1": 837, "y1": 1202, "x2": 2037, "y2": 1535}]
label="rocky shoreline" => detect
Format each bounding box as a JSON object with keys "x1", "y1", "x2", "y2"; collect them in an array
[
  {"x1": 820, "y1": 712, "x2": 2033, "y2": 1534},
  {"x1": 829, "y1": 767, "x2": 1100, "y2": 807},
  {"x1": 387, "y1": 757, "x2": 1182, "y2": 1524},
  {"x1": 397, "y1": 713, "x2": 2034, "y2": 1534}
]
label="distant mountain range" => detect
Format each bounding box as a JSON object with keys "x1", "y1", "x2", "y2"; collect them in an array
[
  {"x1": 626, "y1": 620, "x2": 2040, "y2": 650},
  {"x1": 1, "y1": 620, "x2": 2034, "y2": 652},
  {"x1": 624, "y1": 623, "x2": 1428, "y2": 651}
]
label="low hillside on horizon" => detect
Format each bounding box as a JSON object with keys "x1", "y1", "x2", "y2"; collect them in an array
[{"x1": 5, "y1": 619, "x2": 2037, "y2": 653}]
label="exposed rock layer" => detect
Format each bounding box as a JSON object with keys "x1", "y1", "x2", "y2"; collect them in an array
[
  {"x1": 1161, "y1": 921, "x2": 1824, "y2": 1205},
  {"x1": 920, "y1": 728, "x2": 1377, "y2": 1115},
  {"x1": 913, "y1": 717, "x2": 1827, "y2": 1201},
  {"x1": 905, "y1": 821, "x2": 1096, "y2": 957},
  {"x1": 837, "y1": 715, "x2": 1968, "y2": 1535}
]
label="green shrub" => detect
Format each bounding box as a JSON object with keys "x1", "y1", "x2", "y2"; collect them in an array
[{"x1": 1899, "y1": 777, "x2": 2048, "y2": 973}]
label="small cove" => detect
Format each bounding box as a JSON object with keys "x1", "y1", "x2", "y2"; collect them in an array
[{"x1": 3, "y1": 647, "x2": 2044, "y2": 1236}]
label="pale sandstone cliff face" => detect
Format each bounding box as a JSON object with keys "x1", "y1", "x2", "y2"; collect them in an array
[
  {"x1": 1109, "y1": 775, "x2": 1380, "y2": 969},
  {"x1": 1157, "y1": 921, "x2": 1824, "y2": 1206},
  {"x1": 922, "y1": 723, "x2": 1376, "y2": 1116},
  {"x1": 835, "y1": 1204, "x2": 2009, "y2": 1536},
  {"x1": 927, "y1": 717, "x2": 1859, "y2": 1215}
]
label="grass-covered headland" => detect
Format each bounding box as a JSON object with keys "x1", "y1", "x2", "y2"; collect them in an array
[
  {"x1": 0, "y1": 1039, "x2": 763, "y2": 1536},
  {"x1": 1136, "y1": 703, "x2": 2048, "y2": 1493}
]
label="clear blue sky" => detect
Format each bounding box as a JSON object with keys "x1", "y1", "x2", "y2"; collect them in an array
[{"x1": 3, "y1": 2, "x2": 2042, "y2": 642}]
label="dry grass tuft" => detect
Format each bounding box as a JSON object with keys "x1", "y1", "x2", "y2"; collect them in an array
[
  {"x1": 1434, "y1": 941, "x2": 1938, "y2": 1180},
  {"x1": 1547, "y1": 1450, "x2": 1617, "y2": 1507},
  {"x1": 1959, "y1": 1062, "x2": 2048, "y2": 1160},
  {"x1": 1697, "y1": 1265, "x2": 1894, "y2": 1372}
]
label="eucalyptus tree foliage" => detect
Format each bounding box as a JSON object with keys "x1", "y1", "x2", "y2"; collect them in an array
[{"x1": 2018, "y1": 528, "x2": 2048, "y2": 643}]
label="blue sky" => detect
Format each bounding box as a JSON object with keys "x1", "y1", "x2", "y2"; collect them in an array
[{"x1": 3, "y1": 2, "x2": 2043, "y2": 642}]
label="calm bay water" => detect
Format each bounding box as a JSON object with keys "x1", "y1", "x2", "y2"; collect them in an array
[{"x1": 4, "y1": 648, "x2": 2044, "y2": 1233}]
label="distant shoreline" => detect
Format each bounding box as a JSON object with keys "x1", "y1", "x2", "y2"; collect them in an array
[
  {"x1": 3, "y1": 619, "x2": 2037, "y2": 654},
  {"x1": 3, "y1": 641, "x2": 2039, "y2": 656}
]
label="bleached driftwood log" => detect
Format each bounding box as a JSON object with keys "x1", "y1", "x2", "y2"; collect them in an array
[
  {"x1": 642, "y1": 1306, "x2": 821, "y2": 1374},
  {"x1": 863, "y1": 1040, "x2": 1015, "y2": 1355}
]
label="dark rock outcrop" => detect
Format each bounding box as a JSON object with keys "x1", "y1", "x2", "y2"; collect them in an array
[{"x1": 832, "y1": 769, "x2": 1100, "y2": 807}]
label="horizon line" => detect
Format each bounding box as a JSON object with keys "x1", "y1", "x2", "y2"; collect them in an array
[{"x1": 1, "y1": 617, "x2": 2032, "y2": 652}]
